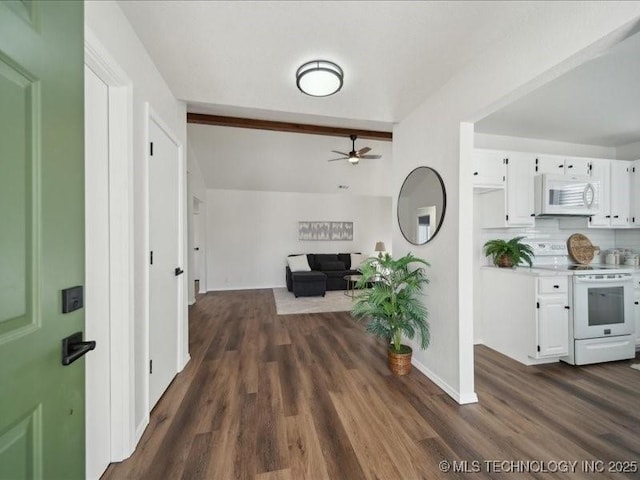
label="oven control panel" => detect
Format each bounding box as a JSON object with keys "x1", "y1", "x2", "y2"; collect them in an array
[
  {"x1": 526, "y1": 241, "x2": 568, "y2": 256},
  {"x1": 574, "y1": 273, "x2": 632, "y2": 282}
]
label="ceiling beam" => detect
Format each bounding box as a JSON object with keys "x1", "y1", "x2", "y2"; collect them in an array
[{"x1": 186, "y1": 113, "x2": 393, "y2": 141}]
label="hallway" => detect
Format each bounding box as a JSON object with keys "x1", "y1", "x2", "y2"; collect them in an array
[{"x1": 103, "y1": 289, "x2": 640, "y2": 479}]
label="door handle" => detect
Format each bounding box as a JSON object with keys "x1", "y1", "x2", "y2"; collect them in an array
[
  {"x1": 175, "y1": 267, "x2": 184, "y2": 276},
  {"x1": 62, "y1": 331, "x2": 96, "y2": 366}
]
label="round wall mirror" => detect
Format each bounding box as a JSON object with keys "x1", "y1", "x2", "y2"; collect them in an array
[{"x1": 397, "y1": 166, "x2": 446, "y2": 245}]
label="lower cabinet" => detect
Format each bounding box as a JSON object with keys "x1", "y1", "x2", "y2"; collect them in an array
[
  {"x1": 479, "y1": 268, "x2": 570, "y2": 365},
  {"x1": 536, "y1": 295, "x2": 569, "y2": 357},
  {"x1": 634, "y1": 290, "x2": 640, "y2": 348}
]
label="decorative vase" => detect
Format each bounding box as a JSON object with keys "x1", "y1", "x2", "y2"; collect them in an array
[
  {"x1": 387, "y1": 345, "x2": 412, "y2": 375},
  {"x1": 496, "y1": 255, "x2": 514, "y2": 268}
]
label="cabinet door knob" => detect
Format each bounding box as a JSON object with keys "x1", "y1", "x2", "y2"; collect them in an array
[
  {"x1": 564, "y1": 306, "x2": 570, "y2": 310},
  {"x1": 613, "y1": 215, "x2": 619, "y2": 219},
  {"x1": 473, "y1": 172, "x2": 478, "y2": 176},
  {"x1": 567, "y1": 165, "x2": 573, "y2": 169},
  {"x1": 553, "y1": 285, "x2": 559, "y2": 289}
]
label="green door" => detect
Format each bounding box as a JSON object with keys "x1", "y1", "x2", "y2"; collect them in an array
[{"x1": 0, "y1": 1, "x2": 85, "y2": 479}]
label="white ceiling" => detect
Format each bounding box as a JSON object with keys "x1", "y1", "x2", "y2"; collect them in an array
[
  {"x1": 118, "y1": 1, "x2": 539, "y2": 130},
  {"x1": 476, "y1": 29, "x2": 640, "y2": 147}
]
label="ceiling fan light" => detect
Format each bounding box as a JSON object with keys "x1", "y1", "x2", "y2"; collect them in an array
[
  {"x1": 348, "y1": 157, "x2": 359, "y2": 165},
  {"x1": 296, "y1": 60, "x2": 343, "y2": 97}
]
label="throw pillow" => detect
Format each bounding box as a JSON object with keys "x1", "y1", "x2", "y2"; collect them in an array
[
  {"x1": 350, "y1": 253, "x2": 368, "y2": 270},
  {"x1": 319, "y1": 261, "x2": 346, "y2": 271},
  {"x1": 287, "y1": 255, "x2": 311, "y2": 272}
]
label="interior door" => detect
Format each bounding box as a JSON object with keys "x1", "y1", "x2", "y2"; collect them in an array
[
  {"x1": 193, "y1": 209, "x2": 201, "y2": 282},
  {"x1": 0, "y1": 2, "x2": 86, "y2": 478},
  {"x1": 149, "y1": 118, "x2": 180, "y2": 409},
  {"x1": 84, "y1": 65, "x2": 111, "y2": 480}
]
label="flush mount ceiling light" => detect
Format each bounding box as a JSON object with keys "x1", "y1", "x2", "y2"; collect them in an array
[{"x1": 296, "y1": 60, "x2": 343, "y2": 97}]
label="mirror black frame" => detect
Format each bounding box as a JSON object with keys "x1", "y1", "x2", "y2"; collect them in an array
[{"x1": 397, "y1": 166, "x2": 447, "y2": 245}]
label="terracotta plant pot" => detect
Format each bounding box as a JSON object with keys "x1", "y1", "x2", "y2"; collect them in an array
[
  {"x1": 387, "y1": 345, "x2": 412, "y2": 375},
  {"x1": 496, "y1": 254, "x2": 514, "y2": 268}
]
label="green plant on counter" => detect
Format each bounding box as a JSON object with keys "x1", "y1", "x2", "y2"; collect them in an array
[{"x1": 483, "y1": 236, "x2": 534, "y2": 268}]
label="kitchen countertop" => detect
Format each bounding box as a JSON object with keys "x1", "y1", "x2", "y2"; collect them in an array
[
  {"x1": 481, "y1": 264, "x2": 640, "y2": 276},
  {"x1": 480, "y1": 265, "x2": 571, "y2": 277}
]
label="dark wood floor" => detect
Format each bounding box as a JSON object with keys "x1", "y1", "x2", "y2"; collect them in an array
[{"x1": 103, "y1": 289, "x2": 640, "y2": 480}]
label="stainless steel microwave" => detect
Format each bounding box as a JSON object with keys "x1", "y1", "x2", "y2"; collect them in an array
[{"x1": 534, "y1": 174, "x2": 600, "y2": 216}]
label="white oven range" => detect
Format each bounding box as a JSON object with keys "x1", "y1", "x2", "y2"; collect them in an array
[
  {"x1": 568, "y1": 270, "x2": 635, "y2": 365},
  {"x1": 527, "y1": 241, "x2": 636, "y2": 365}
]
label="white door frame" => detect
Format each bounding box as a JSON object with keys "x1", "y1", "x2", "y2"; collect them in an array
[
  {"x1": 84, "y1": 28, "x2": 136, "y2": 461},
  {"x1": 144, "y1": 104, "x2": 189, "y2": 419},
  {"x1": 193, "y1": 196, "x2": 207, "y2": 295}
]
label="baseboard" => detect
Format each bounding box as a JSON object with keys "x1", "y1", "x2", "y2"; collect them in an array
[
  {"x1": 181, "y1": 353, "x2": 191, "y2": 371},
  {"x1": 134, "y1": 415, "x2": 149, "y2": 446},
  {"x1": 411, "y1": 357, "x2": 478, "y2": 405},
  {"x1": 206, "y1": 284, "x2": 286, "y2": 292}
]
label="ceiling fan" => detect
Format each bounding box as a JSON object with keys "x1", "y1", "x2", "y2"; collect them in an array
[{"x1": 328, "y1": 135, "x2": 381, "y2": 165}]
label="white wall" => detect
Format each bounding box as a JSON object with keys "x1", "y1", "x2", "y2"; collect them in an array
[
  {"x1": 392, "y1": 3, "x2": 640, "y2": 404},
  {"x1": 85, "y1": 1, "x2": 188, "y2": 439},
  {"x1": 188, "y1": 124, "x2": 393, "y2": 196},
  {"x1": 205, "y1": 189, "x2": 392, "y2": 290},
  {"x1": 617, "y1": 140, "x2": 640, "y2": 160},
  {"x1": 475, "y1": 133, "x2": 617, "y2": 159}
]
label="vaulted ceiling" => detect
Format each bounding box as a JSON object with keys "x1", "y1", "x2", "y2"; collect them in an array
[{"x1": 118, "y1": 1, "x2": 539, "y2": 130}]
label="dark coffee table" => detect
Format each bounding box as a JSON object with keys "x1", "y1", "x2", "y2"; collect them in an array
[{"x1": 344, "y1": 274, "x2": 363, "y2": 298}]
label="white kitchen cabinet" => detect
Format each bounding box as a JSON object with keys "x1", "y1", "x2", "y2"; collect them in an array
[
  {"x1": 537, "y1": 295, "x2": 570, "y2": 357},
  {"x1": 507, "y1": 153, "x2": 536, "y2": 226},
  {"x1": 634, "y1": 292, "x2": 640, "y2": 347},
  {"x1": 629, "y1": 159, "x2": 640, "y2": 226},
  {"x1": 535, "y1": 155, "x2": 590, "y2": 176},
  {"x1": 478, "y1": 151, "x2": 535, "y2": 228},
  {"x1": 479, "y1": 268, "x2": 569, "y2": 365},
  {"x1": 588, "y1": 159, "x2": 631, "y2": 228},
  {"x1": 610, "y1": 161, "x2": 631, "y2": 227},
  {"x1": 472, "y1": 150, "x2": 505, "y2": 189},
  {"x1": 633, "y1": 274, "x2": 640, "y2": 347},
  {"x1": 589, "y1": 159, "x2": 611, "y2": 227}
]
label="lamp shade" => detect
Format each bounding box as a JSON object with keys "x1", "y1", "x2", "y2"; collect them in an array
[
  {"x1": 296, "y1": 60, "x2": 343, "y2": 97},
  {"x1": 375, "y1": 242, "x2": 386, "y2": 252}
]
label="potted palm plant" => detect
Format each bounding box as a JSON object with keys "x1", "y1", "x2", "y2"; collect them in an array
[
  {"x1": 351, "y1": 253, "x2": 430, "y2": 376},
  {"x1": 483, "y1": 236, "x2": 534, "y2": 268}
]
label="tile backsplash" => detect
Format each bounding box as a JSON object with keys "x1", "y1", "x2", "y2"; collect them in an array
[{"x1": 475, "y1": 216, "x2": 640, "y2": 268}]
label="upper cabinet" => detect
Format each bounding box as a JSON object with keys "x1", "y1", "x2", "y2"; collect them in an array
[
  {"x1": 476, "y1": 150, "x2": 535, "y2": 228},
  {"x1": 472, "y1": 150, "x2": 506, "y2": 189},
  {"x1": 535, "y1": 155, "x2": 591, "y2": 176},
  {"x1": 506, "y1": 152, "x2": 536, "y2": 226},
  {"x1": 475, "y1": 149, "x2": 638, "y2": 230},
  {"x1": 630, "y1": 159, "x2": 640, "y2": 226},
  {"x1": 589, "y1": 159, "x2": 631, "y2": 228}
]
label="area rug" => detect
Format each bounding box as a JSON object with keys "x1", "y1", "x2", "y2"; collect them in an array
[
  {"x1": 272, "y1": 287, "x2": 355, "y2": 315},
  {"x1": 631, "y1": 364, "x2": 640, "y2": 371}
]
